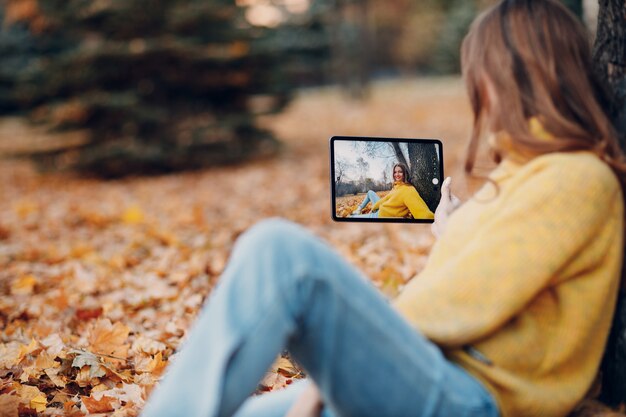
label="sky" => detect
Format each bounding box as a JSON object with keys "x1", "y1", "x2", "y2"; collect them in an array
[{"x1": 333, "y1": 139, "x2": 409, "y2": 183}]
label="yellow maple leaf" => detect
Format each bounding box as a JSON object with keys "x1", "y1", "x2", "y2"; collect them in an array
[
  {"x1": 30, "y1": 394, "x2": 46, "y2": 412},
  {"x1": 13, "y1": 200, "x2": 37, "y2": 219},
  {"x1": 18, "y1": 384, "x2": 45, "y2": 410},
  {"x1": 135, "y1": 352, "x2": 167, "y2": 375},
  {"x1": 10, "y1": 275, "x2": 37, "y2": 296},
  {"x1": 121, "y1": 205, "x2": 145, "y2": 224},
  {"x1": 17, "y1": 339, "x2": 39, "y2": 363}
]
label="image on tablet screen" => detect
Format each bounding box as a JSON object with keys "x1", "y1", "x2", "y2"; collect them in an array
[{"x1": 331, "y1": 137, "x2": 442, "y2": 223}]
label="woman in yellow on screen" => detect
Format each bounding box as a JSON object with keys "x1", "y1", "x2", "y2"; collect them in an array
[{"x1": 351, "y1": 162, "x2": 434, "y2": 219}]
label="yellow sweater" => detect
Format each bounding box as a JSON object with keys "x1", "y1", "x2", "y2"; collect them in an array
[
  {"x1": 393, "y1": 152, "x2": 624, "y2": 417},
  {"x1": 372, "y1": 182, "x2": 434, "y2": 219}
]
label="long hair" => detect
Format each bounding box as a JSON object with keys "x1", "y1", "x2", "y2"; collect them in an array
[
  {"x1": 392, "y1": 162, "x2": 411, "y2": 185},
  {"x1": 461, "y1": 0, "x2": 626, "y2": 186}
]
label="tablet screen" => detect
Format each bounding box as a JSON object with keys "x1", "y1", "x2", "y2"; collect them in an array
[{"x1": 330, "y1": 136, "x2": 443, "y2": 223}]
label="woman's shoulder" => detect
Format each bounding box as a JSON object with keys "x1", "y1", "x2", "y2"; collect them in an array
[{"x1": 517, "y1": 151, "x2": 621, "y2": 194}]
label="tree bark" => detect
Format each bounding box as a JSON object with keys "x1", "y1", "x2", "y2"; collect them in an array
[
  {"x1": 391, "y1": 142, "x2": 409, "y2": 167},
  {"x1": 593, "y1": 0, "x2": 626, "y2": 408},
  {"x1": 407, "y1": 143, "x2": 440, "y2": 213}
]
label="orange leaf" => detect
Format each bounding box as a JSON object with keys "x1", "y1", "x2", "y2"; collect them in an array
[
  {"x1": 75, "y1": 307, "x2": 103, "y2": 321},
  {"x1": 0, "y1": 394, "x2": 18, "y2": 417},
  {"x1": 87, "y1": 319, "x2": 130, "y2": 359},
  {"x1": 82, "y1": 395, "x2": 115, "y2": 413}
]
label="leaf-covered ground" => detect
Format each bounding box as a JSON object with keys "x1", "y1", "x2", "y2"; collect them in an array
[
  {"x1": 0, "y1": 78, "x2": 480, "y2": 416},
  {"x1": 335, "y1": 191, "x2": 390, "y2": 218}
]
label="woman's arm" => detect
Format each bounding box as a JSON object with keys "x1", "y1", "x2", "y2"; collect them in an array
[
  {"x1": 403, "y1": 187, "x2": 435, "y2": 219},
  {"x1": 394, "y1": 157, "x2": 623, "y2": 347},
  {"x1": 371, "y1": 192, "x2": 392, "y2": 212}
]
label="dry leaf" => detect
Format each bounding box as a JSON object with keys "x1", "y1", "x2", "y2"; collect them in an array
[
  {"x1": 87, "y1": 319, "x2": 130, "y2": 359},
  {"x1": 0, "y1": 394, "x2": 19, "y2": 417},
  {"x1": 10, "y1": 275, "x2": 37, "y2": 295},
  {"x1": 131, "y1": 336, "x2": 166, "y2": 356},
  {"x1": 41, "y1": 333, "x2": 66, "y2": 357},
  {"x1": 82, "y1": 395, "x2": 115, "y2": 413},
  {"x1": 17, "y1": 384, "x2": 46, "y2": 411},
  {"x1": 72, "y1": 351, "x2": 106, "y2": 379},
  {"x1": 122, "y1": 205, "x2": 145, "y2": 224}
]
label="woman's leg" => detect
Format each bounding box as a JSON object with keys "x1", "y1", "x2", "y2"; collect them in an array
[
  {"x1": 141, "y1": 219, "x2": 499, "y2": 417},
  {"x1": 357, "y1": 190, "x2": 381, "y2": 211}
]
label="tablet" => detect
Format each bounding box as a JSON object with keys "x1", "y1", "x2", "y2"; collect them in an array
[{"x1": 330, "y1": 136, "x2": 443, "y2": 223}]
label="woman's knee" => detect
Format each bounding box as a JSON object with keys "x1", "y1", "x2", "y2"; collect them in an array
[{"x1": 235, "y1": 218, "x2": 312, "y2": 258}]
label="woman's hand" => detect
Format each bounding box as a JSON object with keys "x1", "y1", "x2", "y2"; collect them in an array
[
  {"x1": 285, "y1": 383, "x2": 324, "y2": 417},
  {"x1": 431, "y1": 177, "x2": 461, "y2": 238}
]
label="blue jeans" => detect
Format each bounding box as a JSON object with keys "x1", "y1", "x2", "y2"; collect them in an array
[
  {"x1": 358, "y1": 190, "x2": 381, "y2": 210},
  {"x1": 352, "y1": 190, "x2": 380, "y2": 218},
  {"x1": 141, "y1": 219, "x2": 500, "y2": 417}
]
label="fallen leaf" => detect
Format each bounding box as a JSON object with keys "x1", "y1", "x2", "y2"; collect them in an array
[
  {"x1": 82, "y1": 395, "x2": 115, "y2": 413},
  {"x1": 41, "y1": 333, "x2": 66, "y2": 358},
  {"x1": 87, "y1": 319, "x2": 130, "y2": 359},
  {"x1": 10, "y1": 275, "x2": 37, "y2": 295},
  {"x1": 30, "y1": 394, "x2": 46, "y2": 412},
  {"x1": 122, "y1": 205, "x2": 145, "y2": 224},
  {"x1": 75, "y1": 307, "x2": 103, "y2": 321},
  {"x1": 135, "y1": 352, "x2": 166, "y2": 375},
  {"x1": 0, "y1": 394, "x2": 18, "y2": 417},
  {"x1": 131, "y1": 336, "x2": 166, "y2": 356},
  {"x1": 71, "y1": 351, "x2": 106, "y2": 379}
]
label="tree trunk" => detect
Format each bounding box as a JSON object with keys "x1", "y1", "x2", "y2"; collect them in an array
[
  {"x1": 407, "y1": 143, "x2": 440, "y2": 213},
  {"x1": 594, "y1": 0, "x2": 626, "y2": 409},
  {"x1": 391, "y1": 142, "x2": 409, "y2": 167}
]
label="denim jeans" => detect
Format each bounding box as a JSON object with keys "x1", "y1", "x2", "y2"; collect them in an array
[
  {"x1": 358, "y1": 190, "x2": 381, "y2": 210},
  {"x1": 351, "y1": 190, "x2": 381, "y2": 218},
  {"x1": 141, "y1": 219, "x2": 500, "y2": 417}
]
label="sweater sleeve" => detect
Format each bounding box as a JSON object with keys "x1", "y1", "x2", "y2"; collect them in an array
[
  {"x1": 393, "y1": 158, "x2": 622, "y2": 347},
  {"x1": 372, "y1": 192, "x2": 392, "y2": 212},
  {"x1": 403, "y1": 187, "x2": 434, "y2": 219}
]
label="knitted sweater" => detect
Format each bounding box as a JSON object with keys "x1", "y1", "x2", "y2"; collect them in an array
[
  {"x1": 393, "y1": 152, "x2": 624, "y2": 417},
  {"x1": 372, "y1": 182, "x2": 434, "y2": 219}
]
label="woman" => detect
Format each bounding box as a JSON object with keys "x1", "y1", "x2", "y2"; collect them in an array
[
  {"x1": 350, "y1": 163, "x2": 435, "y2": 219},
  {"x1": 141, "y1": 1, "x2": 626, "y2": 417}
]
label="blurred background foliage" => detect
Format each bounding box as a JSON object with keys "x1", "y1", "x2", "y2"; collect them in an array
[{"x1": 0, "y1": 0, "x2": 587, "y2": 176}]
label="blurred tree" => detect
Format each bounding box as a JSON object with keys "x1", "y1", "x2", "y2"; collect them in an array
[
  {"x1": 593, "y1": 0, "x2": 626, "y2": 409},
  {"x1": 329, "y1": 0, "x2": 369, "y2": 99},
  {"x1": 431, "y1": 0, "x2": 478, "y2": 74},
  {"x1": 0, "y1": 0, "x2": 330, "y2": 176}
]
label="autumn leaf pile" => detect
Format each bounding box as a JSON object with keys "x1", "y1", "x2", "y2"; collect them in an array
[
  {"x1": 0, "y1": 78, "x2": 475, "y2": 416},
  {"x1": 335, "y1": 192, "x2": 391, "y2": 218}
]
